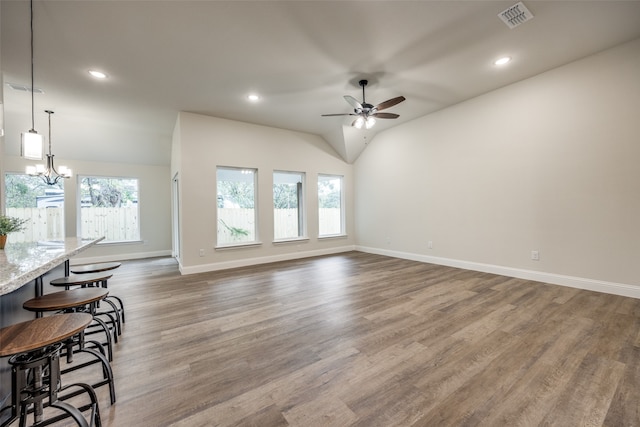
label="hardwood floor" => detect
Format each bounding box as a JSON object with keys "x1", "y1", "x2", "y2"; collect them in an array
[{"x1": 60, "y1": 252, "x2": 640, "y2": 426}]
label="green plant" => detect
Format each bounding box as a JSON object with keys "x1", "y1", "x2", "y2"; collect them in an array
[
  {"x1": 0, "y1": 215, "x2": 28, "y2": 235},
  {"x1": 218, "y1": 218, "x2": 249, "y2": 240}
]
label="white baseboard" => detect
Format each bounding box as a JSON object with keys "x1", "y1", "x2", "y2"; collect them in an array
[
  {"x1": 179, "y1": 245, "x2": 356, "y2": 275},
  {"x1": 70, "y1": 250, "x2": 172, "y2": 266},
  {"x1": 356, "y1": 246, "x2": 640, "y2": 299}
]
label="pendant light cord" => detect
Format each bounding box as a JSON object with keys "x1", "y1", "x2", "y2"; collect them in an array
[
  {"x1": 30, "y1": 0, "x2": 35, "y2": 131},
  {"x1": 46, "y1": 110, "x2": 53, "y2": 155}
]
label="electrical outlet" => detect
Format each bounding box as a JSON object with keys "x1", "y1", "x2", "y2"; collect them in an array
[
  {"x1": 199, "y1": 249, "x2": 205, "y2": 257},
  {"x1": 531, "y1": 250, "x2": 539, "y2": 261},
  {"x1": 428, "y1": 241, "x2": 433, "y2": 249}
]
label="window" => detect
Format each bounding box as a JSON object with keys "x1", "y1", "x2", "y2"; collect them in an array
[
  {"x1": 273, "y1": 171, "x2": 305, "y2": 240},
  {"x1": 78, "y1": 176, "x2": 140, "y2": 242},
  {"x1": 4, "y1": 173, "x2": 65, "y2": 242},
  {"x1": 318, "y1": 174, "x2": 344, "y2": 236},
  {"x1": 217, "y1": 167, "x2": 257, "y2": 246}
]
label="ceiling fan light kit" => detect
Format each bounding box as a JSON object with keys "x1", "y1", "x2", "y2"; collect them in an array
[
  {"x1": 353, "y1": 116, "x2": 376, "y2": 130},
  {"x1": 322, "y1": 79, "x2": 405, "y2": 129}
]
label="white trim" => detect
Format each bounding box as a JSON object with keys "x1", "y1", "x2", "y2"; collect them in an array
[
  {"x1": 272, "y1": 237, "x2": 310, "y2": 245},
  {"x1": 180, "y1": 245, "x2": 355, "y2": 275},
  {"x1": 95, "y1": 240, "x2": 144, "y2": 246},
  {"x1": 317, "y1": 234, "x2": 348, "y2": 241},
  {"x1": 356, "y1": 246, "x2": 640, "y2": 300},
  {"x1": 70, "y1": 249, "x2": 172, "y2": 265},
  {"x1": 215, "y1": 242, "x2": 263, "y2": 250}
]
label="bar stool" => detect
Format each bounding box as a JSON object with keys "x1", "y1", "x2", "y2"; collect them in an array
[
  {"x1": 0, "y1": 313, "x2": 101, "y2": 427},
  {"x1": 23, "y1": 288, "x2": 119, "y2": 361},
  {"x1": 68, "y1": 263, "x2": 125, "y2": 326},
  {"x1": 49, "y1": 273, "x2": 112, "y2": 291},
  {"x1": 22, "y1": 289, "x2": 117, "y2": 406},
  {"x1": 69, "y1": 262, "x2": 121, "y2": 275},
  {"x1": 49, "y1": 273, "x2": 124, "y2": 336}
]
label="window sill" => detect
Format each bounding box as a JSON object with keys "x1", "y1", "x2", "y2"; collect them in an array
[
  {"x1": 318, "y1": 234, "x2": 348, "y2": 240},
  {"x1": 273, "y1": 237, "x2": 310, "y2": 245},
  {"x1": 215, "y1": 241, "x2": 263, "y2": 251},
  {"x1": 96, "y1": 240, "x2": 144, "y2": 246}
]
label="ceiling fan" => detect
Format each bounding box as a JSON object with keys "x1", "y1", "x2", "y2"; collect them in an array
[{"x1": 322, "y1": 80, "x2": 406, "y2": 129}]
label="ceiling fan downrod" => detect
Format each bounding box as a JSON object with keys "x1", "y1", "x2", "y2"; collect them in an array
[{"x1": 359, "y1": 79, "x2": 368, "y2": 105}]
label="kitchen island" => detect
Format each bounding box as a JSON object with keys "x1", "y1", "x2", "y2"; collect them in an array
[
  {"x1": 0, "y1": 237, "x2": 104, "y2": 417},
  {"x1": 0, "y1": 237, "x2": 104, "y2": 297}
]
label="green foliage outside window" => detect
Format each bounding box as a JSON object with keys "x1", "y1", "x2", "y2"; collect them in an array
[
  {"x1": 273, "y1": 183, "x2": 299, "y2": 209},
  {"x1": 217, "y1": 181, "x2": 254, "y2": 209},
  {"x1": 318, "y1": 178, "x2": 341, "y2": 208},
  {"x1": 5, "y1": 174, "x2": 63, "y2": 208},
  {"x1": 80, "y1": 177, "x2": 138, "y2": 207}
]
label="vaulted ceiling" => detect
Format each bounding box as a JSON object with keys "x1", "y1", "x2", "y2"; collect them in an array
[{"x1": 2, "y1": 1, "x2": 640, "y2": 164}]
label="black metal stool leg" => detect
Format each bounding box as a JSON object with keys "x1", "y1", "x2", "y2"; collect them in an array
[
  {"x1": 58, "y1": 382, "x2": 102, "y2": 427},
  {"x1": 47, "y1": 401, "x2": 90, "y2": 427}
]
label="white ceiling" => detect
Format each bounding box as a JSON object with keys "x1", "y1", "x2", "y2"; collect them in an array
[{"x1": 2, "y1": 1, "x2": 640, "y2": 164}]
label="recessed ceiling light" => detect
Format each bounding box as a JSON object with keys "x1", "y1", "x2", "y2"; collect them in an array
[
  {"x1": 88, "y1": 70, "x2": 108, "y2": 79},
  {"x1": 247, "y1": 94, "x2": 261, "y2": 102},
  {"x1": 494, "y1": 56, "x2": 512, "y2": 66}
]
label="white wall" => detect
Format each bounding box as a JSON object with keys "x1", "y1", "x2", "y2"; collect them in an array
[
  {"x1": 355, "y1": 38, "x2": 640, "y2": 294},
  {"x1": 173, "y1": 112, "x2": 355, "y2": 273},
  {"x1": 2, "y1": 155, "x2": 172, "y2": 262}
]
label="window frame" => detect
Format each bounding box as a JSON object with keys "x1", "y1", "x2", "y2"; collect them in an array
[
  {"x1": 273, "y1": 170, "x2": 307, "y2": 242},
  {"x1": 215, "y1": 166, "x2": 259, "y2": 248},
  {"x1": 317, "y1": 173, "x2": 345, "y2": 238},
  {"x1": 77, "y1": 175, "x2": 141, "y2": 244}
]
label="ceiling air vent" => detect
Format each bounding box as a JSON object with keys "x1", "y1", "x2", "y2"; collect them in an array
[
  {"x1": 6, "y1": 82, "x2": 45, "y2": 94},
  {"x1": 498, "y1": 2, "x2": 534, "y2": 29}
]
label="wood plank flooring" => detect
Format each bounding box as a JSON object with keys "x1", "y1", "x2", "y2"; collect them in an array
[{"x1": 59, "y1": 252, "x2": 640, "y2": 426}]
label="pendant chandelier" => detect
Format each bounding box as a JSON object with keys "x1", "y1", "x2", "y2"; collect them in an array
[{"x1": 26, "y1": 110, "x2": 72, "y2": 185}]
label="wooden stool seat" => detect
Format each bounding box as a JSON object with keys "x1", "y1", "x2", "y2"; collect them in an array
[
  {"x1": 50, "y1": 272, "x2": 113, "y2": 289},
  {"x1": 23, "y1": 288, "x2": 119, "y2": 360},
  {"x1": 23, "y1": 288, "x2": 109, "y2": 312},
  {"x1": 70, "y1": 262, "x2": 121, "y2": 274},
  {"x1": 0, "y1": 313, "x2": 92, "y2": 357}
]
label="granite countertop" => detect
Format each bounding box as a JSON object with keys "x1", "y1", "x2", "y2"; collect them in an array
[{"x1": 0, "y1": 237, "x2": 104, "y2": 296}]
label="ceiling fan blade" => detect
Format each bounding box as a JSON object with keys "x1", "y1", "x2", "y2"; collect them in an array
[
  {"x1": 375, "y1": 96, "x2": 406, "y2": 112},
  {"x1": 321, "y1": 113, "x2": 355, "y2": 117},
  {"x1": 344, "y1": 95, "x2": 363, "y2": 110},
  {"x1": 371, "y1": 112, "x2": 400, "y2": 119}
]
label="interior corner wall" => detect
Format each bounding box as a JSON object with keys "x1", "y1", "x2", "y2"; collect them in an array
[
  {"x1": 354, "y1": 38, "x2": 640, "y2": 288},
  {"x1": 176, "y1": 112, "x2": 355, "y2": 271}
]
